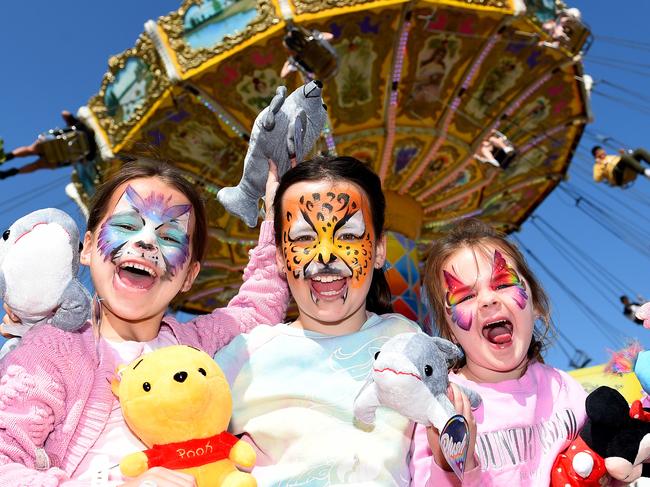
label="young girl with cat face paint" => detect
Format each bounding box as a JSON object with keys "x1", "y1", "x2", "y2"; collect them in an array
[
  {"x1": 411, "y1": 218, "x2": 587, "y2": 487},
  {"x1": 0, "y1": 159, "x2": 289, "y2": 487},
  {"x1": 215, "y1": 156, "x2": 448, "y2": 486}
]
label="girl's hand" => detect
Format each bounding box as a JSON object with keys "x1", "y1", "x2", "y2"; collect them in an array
[
  {"x1": 1, "y1": 304, "x2": 20, "y2": 338},
  {"x1": 119, "y1": 467, "x2": 197, "y2": 487},
  {"x1": 426, "y1": 383, "x2": 478, "y2": 472}
]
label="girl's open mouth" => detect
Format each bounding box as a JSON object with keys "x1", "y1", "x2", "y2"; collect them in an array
[
  {"x1": 116, "y1": 262, "x2": 158, "y2": 290},
  {"x1": 309, "y1": 274, "x2": 349, "y2": 303},
  {"x1": 482, "y1": 319, "x2": 514, "y2": 345}
]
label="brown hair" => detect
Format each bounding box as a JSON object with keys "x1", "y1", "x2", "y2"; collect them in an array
[
  {"x1": 273, "y1": 155, "x2": 393, "y2": 314},
  {"x1": 424, "y1": 218, "x2": 551, "y2": 368},
  {"x1": 86, "y1": 157, "x2": 208, "y2": 262}
]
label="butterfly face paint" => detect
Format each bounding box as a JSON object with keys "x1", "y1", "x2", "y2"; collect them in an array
[
  {"x1": 444, "y1": 271, "x2": 474, "y2": 331},
  {"x1": 491, "y1": 250, "x2": 528, "y2": 309},
  {"x1": 280, "y1": 182, "x2": 374, "y2": 301},
  {"x1": 98, "y1": 185, "x2": 191, "y2": 280},
  {"x1": 444, "y1": 249, "x2": 529, "y2": 332}
]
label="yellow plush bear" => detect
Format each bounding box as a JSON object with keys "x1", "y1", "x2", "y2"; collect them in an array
[{"x1": 111, "y1": 345, "x2": 256, "y2": 487}]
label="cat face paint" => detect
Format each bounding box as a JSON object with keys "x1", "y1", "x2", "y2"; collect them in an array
[
  {"x1": 491, "y1": 250, "x2": 528, "y2": 309},
  {"x1": 280, "y1": 182, "x2": 374, "y2": 302},
  {"x1": 98, "y1": 185, "x2": 191, "y2": 280}
]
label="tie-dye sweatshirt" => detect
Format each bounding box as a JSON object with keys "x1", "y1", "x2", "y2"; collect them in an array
[
  {"x1": 215, "y1": 313, "x2": 420, "y2": 486},
  {"x1": 410, "y1": 362, "x2": 588, "y2": 487}
]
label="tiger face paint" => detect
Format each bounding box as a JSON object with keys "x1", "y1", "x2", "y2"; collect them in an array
[{"x1": 280, "y1": 180, "x2": 376, "y2": 307}]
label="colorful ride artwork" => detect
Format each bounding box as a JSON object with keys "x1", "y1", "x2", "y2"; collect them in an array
[{"x1": 70, "y1": 0, "x2": 592, "y2": 318}]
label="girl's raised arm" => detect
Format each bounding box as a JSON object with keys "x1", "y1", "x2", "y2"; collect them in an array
[{"x1": 184, "y1": 161, "x2": 289, "y2": 355}]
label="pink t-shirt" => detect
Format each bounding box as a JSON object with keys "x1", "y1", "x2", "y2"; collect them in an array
[
  {"x1": 73, "y1": 329, "x2": 177, "y2": 485},
  {"x1": 410, "y1": 361, "x2": 587, "y2": 487}
]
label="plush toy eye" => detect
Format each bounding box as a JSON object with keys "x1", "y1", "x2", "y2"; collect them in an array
[
  {"x1": 2, "y1": 230, "x2": 9, "y2": 241},
  {"x1": 142, "y1": 382, "x2": 151, "y2": 392},
  {"x1": 374, "y1": 351, "x2": 380, "y2": 360},
  {"x1": 424, "y1": 365, "x2": 433, "y2": 377},
  {"x1": 198, "y1": 368, "x2": 206, "y2": 376}
]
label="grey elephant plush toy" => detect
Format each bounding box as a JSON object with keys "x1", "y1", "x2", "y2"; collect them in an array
[
  {"x1": 354, "y1": 332, "x2": 482, "y2": 431},
  {"x1": 0, "y1": 208, "x2": 92, "y2": 358},
  {"x1": 217, "y1": 80, "x2": 327, "y2": 227}
]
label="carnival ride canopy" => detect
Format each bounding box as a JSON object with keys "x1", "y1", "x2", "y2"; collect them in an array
[{"x1": 70, "y1": 0, "x2": 591, "y2": 315}]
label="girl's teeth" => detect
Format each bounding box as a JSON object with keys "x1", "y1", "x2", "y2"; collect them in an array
[
  {"x1": 120, "y1": 262, "x2": 156, "y2": 277},
  {"x1": 312, "y1": 275, "x2": 343, "y2": 283}
]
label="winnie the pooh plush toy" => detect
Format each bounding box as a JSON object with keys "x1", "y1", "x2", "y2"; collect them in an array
[{"x1": 111, "y1": 345, "x2": 257, "y2": 486}]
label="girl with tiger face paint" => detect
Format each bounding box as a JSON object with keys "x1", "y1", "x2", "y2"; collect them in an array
[
  {"x1": 215, "y1": 157, "x2": 423, "y2": 486},
  {"x1": 277, "y1": 178, "x2": 386, "y2": 335},
  {"x1": 271, "y1": 156, "x2": 394, "y2": 336}
]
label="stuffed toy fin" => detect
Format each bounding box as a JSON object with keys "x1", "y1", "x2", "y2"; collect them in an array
[
  {"x1": 353, "y1": 332, "x2": 481, "y2": 431},
  {"x1": 217, "y1": 80, "x2": 327, "y2": 227},
  {"x1": 0, "y1": 208, "x2": 91, "y2": 358}
]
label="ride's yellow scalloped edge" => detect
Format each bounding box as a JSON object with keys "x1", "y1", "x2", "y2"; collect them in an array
[
  {"x1": 292, "y1": 0, "x2": 408, "y2": 23},
  {"x1": 180, "y1": 23, "x2": 287, "y2": 81},
  {"x1": 424, "y1": 0, "x2": 514, "y2": 14}
]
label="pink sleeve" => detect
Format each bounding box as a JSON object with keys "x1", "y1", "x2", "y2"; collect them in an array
[
  {"x1": 0, "y1": 360, "x2": 70, "y2": 486},
  {"x1": 189, "y1": 220, "x2": 289, "y2": 355},
  {"x1": 410, "y1": 424, "x2": 482, "y2": 487}
]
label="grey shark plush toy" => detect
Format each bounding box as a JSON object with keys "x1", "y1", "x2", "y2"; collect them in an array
[
  {"x1": 354, "y1": 332, "x2": 482, "y2": 431},
  {"x1": 0, "y1": 208, "x2": 92, "y2": 358},
  {"x1": 217, "y1": 80, "x2": 327, "y2": 227}
]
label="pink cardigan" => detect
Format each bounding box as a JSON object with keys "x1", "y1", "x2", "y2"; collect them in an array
[{"x1": 0, "y1": 221, "x2": 288, "y2": 486}]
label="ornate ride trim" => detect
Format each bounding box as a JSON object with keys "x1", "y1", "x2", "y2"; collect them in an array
[
  {"x1": 378, "y1": 12, "x2": 412, "y2": 183},
  {"x1": 157, "y1": 0, "x2": 280, "y2": 76},
  {"x1": 401, "y1": 28, "x2": 502, "y2": 196},
  {"x1": 292, "y1": 0, "x2": 406, "y2": 16},
  {"x1": 424, "y1": 172, "x2": 498, "y2": 213},
  {"x1": 419, "y1": 71, "x2": 556, "y2": 202},
  {"x1": 87, "y1": 33, "x2": 171, "y2": 149},
  {"x1": 420, "y1": 0, "x2": 511, "y2": 13},
  {"x1": 145, "y1": 20, "x2": 182, "y2": 83}
]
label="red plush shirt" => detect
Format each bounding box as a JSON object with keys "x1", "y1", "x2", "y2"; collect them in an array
[{"x1": 144, "y1": 432, "x2": 240, "y2": 470}]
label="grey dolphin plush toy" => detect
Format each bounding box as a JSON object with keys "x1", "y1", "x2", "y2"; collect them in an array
[
  {"x1": 0, "y1": 208, "x2": 92, "y2": 358},
  {"x1": 354, "y1": 332, "x2": 482, "y2": 431},
  {"x1": 217, "y1": 80, "x2": 328, "y2": 227}
]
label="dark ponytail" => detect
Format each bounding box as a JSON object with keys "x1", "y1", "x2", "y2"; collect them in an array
[
  {"x1": 366, "y1": 268, "x2": 393, "y2": 314},
  {"x1": 274, "y1": 155, "x2": 393, "y2": 314}
]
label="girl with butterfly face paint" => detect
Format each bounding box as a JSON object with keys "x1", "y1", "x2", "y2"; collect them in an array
[
  {"x1": 0, "y1": 159, "x2": 289, "y2": 486},
  {"x1": 410, "y1": 218, "x2": 587, "y2": 487}
]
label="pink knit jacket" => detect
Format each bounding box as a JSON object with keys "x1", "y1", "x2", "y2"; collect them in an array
[{"x1": 0, "y1": 221, "x2": 288, "y2": 486}]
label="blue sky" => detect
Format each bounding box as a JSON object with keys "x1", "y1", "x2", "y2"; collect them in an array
[{"x1": 0, "y1": 1, "x2": 648, "y2": 369}]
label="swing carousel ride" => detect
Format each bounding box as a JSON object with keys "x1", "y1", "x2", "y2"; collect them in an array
[{"x1": 57, "y1": 0, "x2": 593, "y2": 318}]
